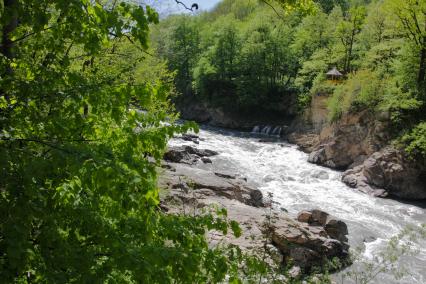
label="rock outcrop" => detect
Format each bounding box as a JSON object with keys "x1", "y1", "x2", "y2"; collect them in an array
[
  {"x1": 163, "y1": 145, "x2": 218, "y2": 165},
  {"x1": 287, "y1": 108, "x2": 426, "y2": 200},
  {"x1": 342, "y1": 147, "x2": 426, "y2": 199},
  {"x1": 270, "y1": 209, "x2": 349, "y2": 270},
  {"x1": 176, "y1": 96, "x2": 296, "y2": 130},
  {"x1": 159, "y1": 142, "x2": 350, "y2": 273},
  {"x1": 287, "y1": 133, "x2": 319, "y2": 153},
  {"x1": 160, "y1": 163, "x2": 264, "y2": 207},
  {"x1": 307, "y1": 110, "x2": 389, "y2": 170}
]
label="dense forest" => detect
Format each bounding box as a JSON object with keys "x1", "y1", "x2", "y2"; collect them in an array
[
  {"x1": 0, "y1": 0, "x2": 425, "y2": 283},
  {"x1": 154, "y1": 0, "x2": 425, "y2": 159}
]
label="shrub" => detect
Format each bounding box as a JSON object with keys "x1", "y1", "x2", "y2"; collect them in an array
[
  {"x1": 401, "y1": 122, "x2": 426, "y2": 159},
  {"x1": 327, "y1": 70, "x2": 387, "y2": 121}
]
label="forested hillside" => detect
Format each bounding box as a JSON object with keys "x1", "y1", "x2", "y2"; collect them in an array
[
  {"x1": 1, "y1": 0, "x2": 425, "y2": 283},
  {"x1": 154, "y1": 0, "x2": 426, "y2": 159}
]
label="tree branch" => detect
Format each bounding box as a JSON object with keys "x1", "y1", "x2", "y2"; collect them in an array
[
  {"x1": 11, "y1": 21, "x2": 66, "y2": 44},
  {"x1": 174, "y1": 0, "x2": 198, "y2": 12},
  {"x1": 260, "y1": 0, "x2": 283, "y2": 19}
]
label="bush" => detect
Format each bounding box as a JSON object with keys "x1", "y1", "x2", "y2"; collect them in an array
[
  {"x1": 327, "y1": 70, "x2": 387, "y2": 121},
  {"x1": 401, "y1": 122, "x2": 426, "y2": 159}
]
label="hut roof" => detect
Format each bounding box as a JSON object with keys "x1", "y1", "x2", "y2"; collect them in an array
[{"x1": 326, "y1": 67, "x2": 343, "y2": 76}]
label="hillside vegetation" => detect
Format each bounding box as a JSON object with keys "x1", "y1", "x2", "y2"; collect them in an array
[
  {"x1": 0, "y1": 0, "x2": 425, "y2": 282},
  {"x1": 154, "y1": 0, "x2": 426, "y2": 159}
]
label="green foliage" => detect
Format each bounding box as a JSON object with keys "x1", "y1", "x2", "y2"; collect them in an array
[
  {"x1": 327, "y1": 70, "x2": 386, "y2": 121},
  {"x1": 401, "y1": 122, "x2": 426, "y2": 159},
  {"x1": 155, "y1": 0, "x2": 426, "y2": 160},
  {"x1": 273, "y1": 0, "x2": 318, "y2": 14},
  {"x1": 156, "y1": 15, "x2": 201, "y2": 96},
  {"x1": 314, "y1": 0, "x2": 349, "y2": 13},
  {"x1": 155, "y1": 4, "x2": 299, "y2": 111},
  {"x1": 311, "y1": 74, "x2": 337, "y2": 96},
  {"x1": 336, "y1": 5, "x2": 367, "y2": 72},
  {"x1": 4, "y1": 0, "x2": 425, "y2": 282},
  {"x1": 0, "y1": 1, "x2": 270, "y2": 282}
]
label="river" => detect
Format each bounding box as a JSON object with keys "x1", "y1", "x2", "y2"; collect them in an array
[{"x1": 170, "y1": 126, "x2": 426, "y2": 284}]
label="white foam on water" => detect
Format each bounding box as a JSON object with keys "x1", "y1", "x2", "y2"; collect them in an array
[{"x1": 170, "y1": 127, "x2": 426, "y2": 283}]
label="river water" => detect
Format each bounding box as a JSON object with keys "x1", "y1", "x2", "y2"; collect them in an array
[{"x1": 170, "y1": 126, "x2": 426, "y2": 284}]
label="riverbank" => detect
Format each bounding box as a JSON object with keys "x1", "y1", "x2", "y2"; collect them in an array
[
  {"x1": 177, "y1": 94, "x2": 426, "y2": 201},
  {"x1": 158, "y1": 141, "x2": 350, "y2": 279},
  {"x1": 159, "y1": 126, "x2": 426, "y2": 283},
  {"x1": 287, "y1": 108, "x2": 426, "y2": 200}
]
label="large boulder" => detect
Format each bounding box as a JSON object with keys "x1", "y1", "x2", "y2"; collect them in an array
[
  {"x1": 163, "y1": 148, "x2": 192, "y2": 164},
  {"x1": 287, "y1": 133, "x2": 320, "y2": 153},
  {"x1": 297, "y1": 209, "x2": 348, "y2": 243},
  {"x1": 308, "y1": 149, "x2": 327, "y2": 165},
  {"x1": 159, "y1": 163, "x2": 264, "y2": 207},
  {"x1": 160, "y1": 160, "x2": 351, "y2": 272},
  {"x1": 184, "y1": 146, "x2": 218, "y2": 157},
  {"x1": 271, "y1": 210, "x2": 349, "y2": 270},
  {"x1": 342, "y1": 147, "x2": 426, "y2": 200},
  {"x1": 163, "y1": 146, "x2": 218, "y2": 165}
]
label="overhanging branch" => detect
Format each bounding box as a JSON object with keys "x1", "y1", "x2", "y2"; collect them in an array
[{"x1": 174, "y1": 0, "x2": 198, "y2": 12}]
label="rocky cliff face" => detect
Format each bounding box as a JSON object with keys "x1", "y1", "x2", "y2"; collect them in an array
[
  {"x1": 178, "y1": 100, "x2": 252, "y2": 129},
  {"x1": 288, "y1": 98, "x2": 426, "y2": 200},
  {"x1": 307, "y1": 110, "x2": 390, "y2": 169},
  {"x1": 175, "y1": 96, "x2": 296, "y2": 130}
]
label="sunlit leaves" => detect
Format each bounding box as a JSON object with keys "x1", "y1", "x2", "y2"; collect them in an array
[{"x1": 0, "y1": 0, "x2": 239, "y2": 283}]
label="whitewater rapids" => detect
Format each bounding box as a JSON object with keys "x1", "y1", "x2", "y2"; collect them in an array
[{"x1": 169, "y1": 126, "x2": 426, "y2": 284}]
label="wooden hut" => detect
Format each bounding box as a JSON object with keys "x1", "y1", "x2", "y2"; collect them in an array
[{"x1": 326, "y1": 67, "x2": 343, "y2": 82}]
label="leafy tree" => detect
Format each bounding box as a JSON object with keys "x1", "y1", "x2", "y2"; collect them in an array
[
  {"x1": 386, "y1": 0, "x2": 426, "y2": 92},
  {"x1": 292, "y1": 10, "x2": 331, "y2": 61},
  {"x1": 212, "y1": 22, "x2": 240, "y2": 81},
  {"x1": 0, "y1": 1, "x2": 247, "y2": 282},
  {"x1": 163, "y1": 15, "x2": 201, "y2": 96},
  {"x1": 336, "y1": 5, "x2": 367, "y2": 73},
  {"x1": 314, "y1": 0, "x2": 349, "y2": 13}
]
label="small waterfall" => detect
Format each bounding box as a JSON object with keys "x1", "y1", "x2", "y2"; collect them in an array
[
  {"x1": 251, "y1": 126, "x2": 261, "y2": 134},
  {"x1": 252, "y1": 125, "x2": 284, "y2": 136},
  {"x1": 271, "y1": 126, "x2": 282, "y2": 136},
  {"x1": 261, "y1": 126, "x2": 272, "y2": 135}
]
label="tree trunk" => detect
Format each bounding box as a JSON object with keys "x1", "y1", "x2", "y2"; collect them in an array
[
  {"x1": 1, "y1": 0, "x2": 18, "y2": 60},
  {"x1": 418, "y1": 45, "x2": 426, "y2": 91},
  {"x1": 1, "y1": 0, "x2": 18, "y2": 106}
]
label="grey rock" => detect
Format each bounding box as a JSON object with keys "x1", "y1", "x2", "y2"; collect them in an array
[
  {"x1": 324, "y1": 219, "x2": 348, "y2": 243},
  {"x1": 214, "y1": 172, "x2": 236, "y2": 179},
  {"x1": 342, "y1": 146, "x2": 426, "y2": 200},
  {"x1": 311, "y1": 170, "x2": 329, "y2": 180},
  {"x1": 184, "y1": 146, "x2": 218, "y2": 157},
  {"x1": 309, "y1": 209, "x2": 329, "y2": 226},
  {"x1": 163, "y1": 148, "x2": 191, "y2": 163},
  {"x1": 288, "y1": 266, "x2": 302, "y2": 278},
  {"x1": 289, "y1": 247, "x2": 320, "y2": 269},
  {"x1": 201, "y1": 157, "x2": 212, "y2": 164},
  {"x1": 249, "y1": 189, "x2": 263, "y2": 207},
  {"x1": 308, "y1": 149, "x2": 326, "y2": 164},
  {"x1": 297, "y1": 211, "x2": 312, "y2": 223}
]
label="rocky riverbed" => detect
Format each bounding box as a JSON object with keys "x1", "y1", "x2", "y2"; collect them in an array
[
  {"x1": 159, "y1": 126, "x2": 426, "y2": 283},
  {"x1": 158, "y1": 143, "x2": 350, "y2": 276}
]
